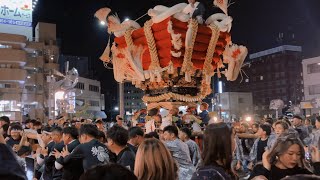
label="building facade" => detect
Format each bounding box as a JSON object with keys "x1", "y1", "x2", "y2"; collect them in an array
[
  {"x1": 74, "y1": 77, "x2": 106, "y2": 119},
  {"x1": 216, "y1": 92, "x2": 253, "y2": 121},
  {"x1": 225, "y1": 45, "x2": 303, "y2": 117},
  {"x1": 123, "y1": 82, "x2": 146, "y2": 116},
  {"x1": 302, "y1": 56, "x2": 320, "y2": 115},
  {"x1": 0, "y1": 22, "x2": 105, "y2": 121},
  {"x1": 0, "y1": 22, "x2": 60, "y2": 121}
]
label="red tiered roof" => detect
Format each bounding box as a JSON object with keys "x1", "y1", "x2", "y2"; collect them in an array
[{"x1": 114, "y1": 17, "x2": 230, "y2": 70}]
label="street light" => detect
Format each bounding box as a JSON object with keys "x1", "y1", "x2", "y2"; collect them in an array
[
  {"x1": 100, "y1": 21, "x2": 106, "y2": 26},
  {"x1": 114, "y1": 106, "x2": 119, "y2": 111},
  {"x1": 245, "y1": 116, "x2": 252, "y2": 122},
  {"x1": 213, "y1": 116, "x2": 218, "y2": 122}
]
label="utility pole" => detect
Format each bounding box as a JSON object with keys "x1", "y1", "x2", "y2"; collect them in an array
[{"x1": 119, "y1": 82, "x2": 124, "y2": 118}]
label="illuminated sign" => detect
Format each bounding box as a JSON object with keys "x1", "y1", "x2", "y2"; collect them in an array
[
  {"x1": 0, "y1": 0, "x2": 32, "y2": 27},
  {"x1": 0, "y1": 0, "x2": 32, "y2": 39}
]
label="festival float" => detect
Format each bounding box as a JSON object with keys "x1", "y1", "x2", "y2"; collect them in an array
[{"x1": 94, "y1": 0, "x2": 248, "y2": 109}]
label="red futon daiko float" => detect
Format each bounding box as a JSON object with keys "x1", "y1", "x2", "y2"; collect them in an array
[{"x1": 95, "y1": 0, "x2": 247, "y2": 104}]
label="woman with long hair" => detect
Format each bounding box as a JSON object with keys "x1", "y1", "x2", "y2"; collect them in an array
[
  {"x1": 192, "y1": 122, "x2": 233, "y2": 180},
  {"x1": 249, "y1": 132, "x2": 320, "y2": 180},
  {"x1": 134, "y1": 138, "x2": 178, "y2": 180}
]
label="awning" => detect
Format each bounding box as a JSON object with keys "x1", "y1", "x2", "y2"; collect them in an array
[
  {"x1": 85, "y1": 110, "x2": 107, "y2": 119},
  {"x1": 300, "y1": 101, "x2": 313, "y2": 109},
  {"x1": 94, "y1": 111, "x2": 107, "y2": 118}
]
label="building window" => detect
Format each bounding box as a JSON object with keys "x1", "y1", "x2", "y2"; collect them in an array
[
  {"x1": 75, "y1": 82, "x2": 85, "y2": 90},
  {"x1": 89, "y1": 100, "x2": 99, "y2": 107},
  {"x1": 89, "y1": 85, "x2": 99, "y2": 92},
  {"x1": 37, "y1": 85, "x2": 43, "y2": 91},
  {"x1": 307, "y1": 63, "x2": 320, "y2": 74},
  {"x1": 75, "y1": 99, "x2": 85, "y2": 106},
  {"x1": 25, "y1": 86, "x2": 36, "y2": 92},
  {"x1": 0, "y1": 44, "x2": 12, "y2": 48},
  {"x1": 238, "y1": 98, "x2": 244, "y2": 103},
  {"x1": 0, "y1": 83, "x2": 11, "y2": 88},
  {"x1": 309, "y1": 84, "x2": 320, "y2": 95},
  {"x1": 260, "y1": 76, "x2": 263, "y2": 80}
]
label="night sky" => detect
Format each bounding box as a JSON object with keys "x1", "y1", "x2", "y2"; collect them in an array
[{"x1": 32, "y1": 0, "x2": 320, "y2": 110}]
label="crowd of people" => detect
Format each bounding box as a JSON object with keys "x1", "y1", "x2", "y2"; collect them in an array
[{"x1": 0, "y1": 102, "x2": 320, "y2": 180}]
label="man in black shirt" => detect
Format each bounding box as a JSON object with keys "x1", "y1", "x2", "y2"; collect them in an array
[
  {"x1": 107, "y1": 125, "x2": 135, "y2": 171},
  {"x1": 60, "y1": 124, "x2": 112, "y2": 171},
  {"x1": 35, "y1": 127, "x2": 54, "y2": 180},
  {"x1": 256, "y1": 138, "x2": 268, "y2": 162},
  {"x1": 127, "y1": 126, "x2": 144, "y2": 154},
  {"x1": 43, "y1": 127, "x2": 64, "y2": 180},
  {"x1": 6, "y1": 124, "x2": 22, "y2": 149},
  {"x1": 248, "y1": 124, "x2": 271, "y2": 169},
  {"x1": 54, "y1": 127, "x2": 83, "y2": 180}
]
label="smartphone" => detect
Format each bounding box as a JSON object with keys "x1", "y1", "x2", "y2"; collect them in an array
[{"x1": 25, "y1": 156, "x2": 35, "y2": 180}]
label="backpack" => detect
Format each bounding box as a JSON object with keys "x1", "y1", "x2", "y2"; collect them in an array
[{"x1": 191, "y1": 165, "x2": 231, "y2": 180}]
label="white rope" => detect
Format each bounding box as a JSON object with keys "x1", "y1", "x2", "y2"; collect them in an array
[{"x1": 135, "y1": 13, "x2": 148, "y2": 21}]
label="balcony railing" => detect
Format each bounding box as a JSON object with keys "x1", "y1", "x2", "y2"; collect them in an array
[
  {"x1": 0, "y1": 49, "x2": 27, "y2": 65},
  {"x1": 0, "y1": 68, "x2": 27, "y2": 83}
]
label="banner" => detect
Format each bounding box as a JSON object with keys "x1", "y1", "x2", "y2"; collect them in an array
[{"x1": 0, "y1": 0, "x2": 32, "y2": 39}]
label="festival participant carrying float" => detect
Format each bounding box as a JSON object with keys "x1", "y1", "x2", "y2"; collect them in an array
[{"x1": 94, "y1": 0, "x2": 247, "y2": 107}]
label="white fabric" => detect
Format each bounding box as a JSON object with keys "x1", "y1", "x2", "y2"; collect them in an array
[
  {"x1": 160, "y1": 115, "x2": 172, "y2": 130},
  {"x1": 55, "y1": 161, "x2": 64, "y2": 170},
  {"x1": 191, "y1": 122, "x2": 202, "y2": 133},
  {"x1": 182, "y1": 2, "x2": 200, "y2": 17},
  {"x1": 37, "y1": 134, "x2": 45, "y2": 148},
  {"x1": 36, "y1": 155, "x2": 44, "y2": 165},
  {"x1": 145, "y1": 119, "x2": 156, "y2": 133},
  {"x1": 132, "y1": 119, "x2": 138, "y2": 127}
]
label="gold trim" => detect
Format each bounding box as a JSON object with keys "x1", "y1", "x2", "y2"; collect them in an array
[
  {"x1": 124, "y1": 28, "x2": 135, "y2": 49},
  {"x1": 144, "y1": 20, "x2": 161, "y2": 70},
  {"x1": 181, "y1": 19, "x2": 198, "y2": 75},
  {"x1": 203, "y1": 25, "x2": 220, "y2": 77},
  {"x1": 142, "y1": 92, "x2": 205, "y2": 103}
]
